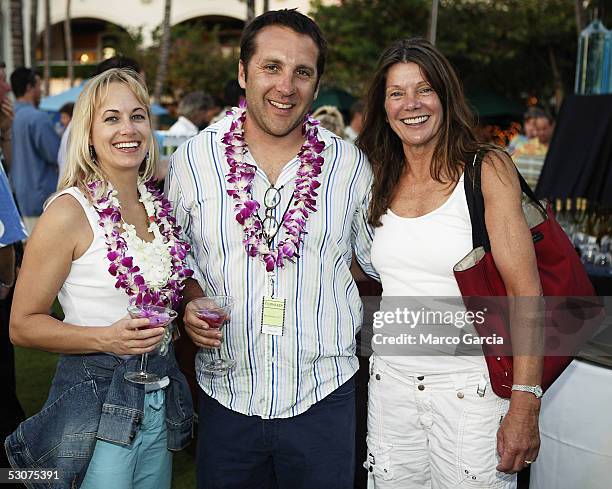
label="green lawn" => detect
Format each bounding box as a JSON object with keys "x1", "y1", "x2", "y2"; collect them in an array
[{"x1": 14, "y1": 346, "x2": 196, "y2": 489}]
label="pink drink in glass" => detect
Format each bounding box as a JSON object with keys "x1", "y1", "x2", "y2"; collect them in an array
[
  {"x1": 125, "y1": 305, "x2": 177, "y2": 384},
  {"x1": 196, "y1": 310, "x2": 226, "y2": 328},
  {"x1": 191, "y1": 296, "x2": 235, "y2": 373},
  {"x1": 131, "y1": 308, "x2": 172, "y2": 329}
]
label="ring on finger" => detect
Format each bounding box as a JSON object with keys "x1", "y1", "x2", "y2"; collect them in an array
[{"x1": 524, "y1": 460, "x2": 534, "y2": 465}]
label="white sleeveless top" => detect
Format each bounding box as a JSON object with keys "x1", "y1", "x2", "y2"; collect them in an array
[
  {"x1": 48, "y1": 187, "x2": 135, "y2": 328},
  {"x1": 370, "y1": 175, "x2": 487, "y2": 373}
]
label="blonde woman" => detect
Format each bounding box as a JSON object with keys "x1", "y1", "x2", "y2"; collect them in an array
[{"x1": 6, "y1": 69, "x2": 193, "y2": 489}]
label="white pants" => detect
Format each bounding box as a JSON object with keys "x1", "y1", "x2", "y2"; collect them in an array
[{"x1": 365, "y1": 355, "x2": 516, "y2": 489}]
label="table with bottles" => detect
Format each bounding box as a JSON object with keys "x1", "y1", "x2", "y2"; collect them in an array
[{"x1": 554, "y1": 197, "x2": 612, "y2": 279}]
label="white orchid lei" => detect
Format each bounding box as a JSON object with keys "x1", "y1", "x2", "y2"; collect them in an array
[
  {"x1": 87, "y1": 179, "x2": 193, "y2": 307},
  {"x1": 222, "y1": 101, "x2": 325, "y2": 272}
]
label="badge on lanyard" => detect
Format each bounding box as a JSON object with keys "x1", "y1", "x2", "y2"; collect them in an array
[{"x1": 261, "y1": 297, "x2": 286, "y2": 336}]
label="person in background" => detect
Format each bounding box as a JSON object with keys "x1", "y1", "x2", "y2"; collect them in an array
[
  {"x1": 0, "y1": 103, "x2": 27, "y2": 484},
  {"x1": 534, "y1": 110, "x2": 554, "y2": 146},
  {"x1": 58, "y1": 102, "x2": 74, "y2": 133},
  {"x1": 344, "y1": 100, "x2": 364, "y2": 143},
  {"x1": 508, "y1": 107, "x2": 552, "y2": 158},
  {"x1": 166, "y1": 90, "x2": 216, "y2": 136},
  {"x1": 523, "y1": 107, "x2": 540, "y2": 139},
  {"x1": 358, "y1": 38, "x2": 542, "y2": 488},
  {"x1": 10, "y1": 67, "x2": 60, "y2": 234},
  {"x1": 209, "y1": 79, "x2": 246, "y2": 124},
  {"x1": 6, "y1": 68, "x2": 193, "y2": 488},
  {"x1": 0, "y1": 61, "x2": 13, "y2": 171},
  {"x1": 312, "y1": 104, "x2": 345, "y2": 136}
]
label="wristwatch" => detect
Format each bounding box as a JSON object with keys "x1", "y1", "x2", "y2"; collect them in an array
[{"x1": 511, "y1": 384, "x2": 543, "y2": 399}]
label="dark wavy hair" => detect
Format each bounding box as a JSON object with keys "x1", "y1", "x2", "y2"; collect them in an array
[{"x1": 358, "y1": 38, "x2": 487, "y2": 227}]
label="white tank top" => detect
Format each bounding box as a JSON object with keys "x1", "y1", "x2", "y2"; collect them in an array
[
  {"x1": 370, "y1": 174, "x2": 487, "y2": 373},
  {"x1": 47, "y1": 187, "x2": 134, "y2": 328}
]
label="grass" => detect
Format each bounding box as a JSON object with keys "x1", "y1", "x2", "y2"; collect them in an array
[{"x1": 14, "y1": 346, "x2": 196, "y2": 489}]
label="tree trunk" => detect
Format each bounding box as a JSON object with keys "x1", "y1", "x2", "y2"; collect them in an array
[
  {"x1": 547, "y1": 45, "x2": 564, "y2": 111},
  {"x1": 10, "y1": 0, "x2": 24, "y2": 68},
  {"x1": 263, "y1": 0, "x2": 269, "y2": 13},
  {"x1": 247, "y1": 0, "x2": 255, "y2": 22},
  {"x1": 0, "y1": 9, "x2": 3, "y2": 65},
  {"x1": 574, "y1": 0, "x2": 586, "y2": 37},
  {"x1": 43, "y1": 0, "x2": 50, "y2": 95},
  {"x1": 30, "y1": 0, "x2": 38, "y2": 68},
  {"x1": 428, "y1": 0, "x2": 439, "y2": 46},
  {"x1": 153, "y1": 0, "x2": 171, "y2": 125},
  {"x1": 64, "y1": 0, "x2": 73, "y2": 86}
]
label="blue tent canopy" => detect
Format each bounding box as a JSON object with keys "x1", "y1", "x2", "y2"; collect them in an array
[{"x1": 39, "y1": 82, "x2": 168, "y2": 115}]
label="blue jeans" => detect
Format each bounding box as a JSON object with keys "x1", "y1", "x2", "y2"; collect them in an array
[{"x1": 197, "y1": 376, "x2": 356, "y2": 489}]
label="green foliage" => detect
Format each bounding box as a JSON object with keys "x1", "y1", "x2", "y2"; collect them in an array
[
  {"x1": 437, "y1": 0, "x2": 577, "y2": 104},
  {"x1": 312, "y1": 0, "x2": 431, "y2": 95},
  {"x1": 103, "y1": 23, "x2": 238, "y2": 101},
  {"x1": 312, "y1": 0, "x2": 582, "y2": 105},
  {"x1": 165, "y1": 24, "x2": 239, "y2": 99}
]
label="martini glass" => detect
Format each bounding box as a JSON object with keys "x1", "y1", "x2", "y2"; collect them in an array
[
  {"x1": 191, "y1": 295, "x2": 235, "y2": 373},
  {"x1": 124, "y1": 304, "x2": 177, "y2": 384}
]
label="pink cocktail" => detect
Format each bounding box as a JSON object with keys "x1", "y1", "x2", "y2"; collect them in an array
[
  {"x1": 191, "y1": 295, "x2": 234, "y2": 373},
  {"x1": 132, "y1": 308, "x2": 173, "y2": 329},
  {"x1": 196, "y1": 310, "x2": 226, "y2": 328},
  {"x1": 125, "y1": 305, "x2": 177, "y2": 384}
]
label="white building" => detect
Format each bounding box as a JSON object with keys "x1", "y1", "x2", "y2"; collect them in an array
[{"x1": 0, "y1": 0, "x2": 320, "y2": 91}]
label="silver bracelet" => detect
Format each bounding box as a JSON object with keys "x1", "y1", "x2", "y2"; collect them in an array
[{"x1": 511, "y1": 384, "x2": 543, "y2": 399}]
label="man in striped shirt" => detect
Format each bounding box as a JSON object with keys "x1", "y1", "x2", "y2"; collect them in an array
[{"x1": 166, "y1": 9, "x2": 378, "y2": 489}]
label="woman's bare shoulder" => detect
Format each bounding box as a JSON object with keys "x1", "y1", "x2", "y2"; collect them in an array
[{"x1": 31, "y1": 193, "x2": 92, "y2": 253}]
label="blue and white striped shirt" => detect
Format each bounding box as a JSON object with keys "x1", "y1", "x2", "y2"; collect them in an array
[{"x1": 165, "y1": 115, "x2": 378, "y2": 418}]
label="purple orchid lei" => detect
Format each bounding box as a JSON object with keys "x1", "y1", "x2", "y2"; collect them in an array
[
  {"x1": 223, "y1": 102, "x2": 325, "y2": 272},
  {"x1": 87, "y1": 180, "x2": 193, "y2": 307}
]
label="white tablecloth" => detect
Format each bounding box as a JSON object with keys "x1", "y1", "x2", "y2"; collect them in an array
[{"x1": 530, "y1": 359, "x2": 612, "y2": 489}]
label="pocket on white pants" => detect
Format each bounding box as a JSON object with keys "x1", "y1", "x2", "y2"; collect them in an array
[
  {"x1": 364, "y1": 439, "x2": 394, "y2": 482},
  {"x1": 456, "y1": 398, "x2": 515, "y2": 488}
]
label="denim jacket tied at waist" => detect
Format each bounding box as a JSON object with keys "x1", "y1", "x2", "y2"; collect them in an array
[{"x1": 4, "y1": 349, "x2": 193, "y2": 489}]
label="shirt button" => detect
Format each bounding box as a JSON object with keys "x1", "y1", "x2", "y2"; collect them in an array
[
  {"x1": 417, "y1": 376, "x2": 424, "y2": 380},
  {"x1": 418, "y1": 384, "x2": 425, "y2": 391},
  {"x1": 375, "y1": 374, "x2": 381, "y2": 380},
  {"x1": 457, "y1": 392, "x2": 464, "y2": 399}
]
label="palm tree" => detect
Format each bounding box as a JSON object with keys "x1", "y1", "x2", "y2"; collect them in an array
[
  {"x1": 43, "y1": 0, "x2": 50, "y2": 95},
  {"x1": 153, "y1": 0, "x2": 171, "y2": 123},
  {"x1": 64, "y1": 0, "x2": 74, "y2": 86},
  {"x1": 428, "y1": 0, "x2": 439, "y2": 46},
  {"x1": 574, "y1": 0, "x2": 587, "y2": 37},
  {"x1": 30, "y1": 0, "x2": 38, "y2": 68},
  {"x1": 247, "y1": 0, "x2": 255, "y2": 22},
  {"x1": 10, "y1": 0, "x2": 24, "y2": 68}
]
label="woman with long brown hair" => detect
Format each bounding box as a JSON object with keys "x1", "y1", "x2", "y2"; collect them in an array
[{"x1": 358, "y1": 38, "x2": 542, "y2": 488}]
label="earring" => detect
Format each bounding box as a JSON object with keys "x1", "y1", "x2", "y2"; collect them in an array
[
  {"x1": 144, "y1": 151, "x2": 151, "y2": 166},
  {"x1": 89, "y1": 144, "x2": 97, "y2": 164}
]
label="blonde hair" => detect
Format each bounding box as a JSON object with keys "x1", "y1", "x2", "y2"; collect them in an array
[
  {"x1": 312, "y1": 105, "x2": 345, "y2": 136},
  {"x1": 58, "y1": 68, "x2": 158, "y2": 200}
]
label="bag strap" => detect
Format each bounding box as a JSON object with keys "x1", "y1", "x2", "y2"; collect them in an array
[{"x1": 464, "y1": 150, "x2": 546, "y2": 252}]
